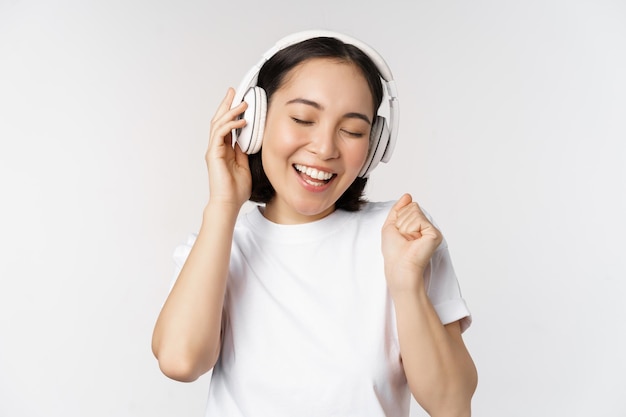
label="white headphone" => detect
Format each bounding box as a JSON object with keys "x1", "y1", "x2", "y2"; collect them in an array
[{"x1": 231, "y1": 30, "x2": 399, "y2": 178}]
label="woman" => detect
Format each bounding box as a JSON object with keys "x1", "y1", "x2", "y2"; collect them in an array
[{"x1": 152, "y1": 31, "x2": 477, "y2": 417}]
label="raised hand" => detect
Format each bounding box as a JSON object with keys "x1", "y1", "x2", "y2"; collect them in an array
[
  {"x1": 381, "y1": 194, "x2": 443, "y2": 295},
  {"x1": 205, "y1": 88, "x2": 252, "y2": 208}
]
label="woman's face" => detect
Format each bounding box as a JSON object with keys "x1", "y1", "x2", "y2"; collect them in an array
[{"x1": 260, "y1": 58, "x2": 374, "y2": 224}]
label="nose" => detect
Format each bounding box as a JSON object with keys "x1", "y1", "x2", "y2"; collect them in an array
[{"x1": 308, "y1": 126, "x2": 339, "y2": 160}]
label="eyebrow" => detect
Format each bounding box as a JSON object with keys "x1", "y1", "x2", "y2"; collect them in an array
[{"x1": 286, "y1": 98, "x2": 372, "y2": 125}]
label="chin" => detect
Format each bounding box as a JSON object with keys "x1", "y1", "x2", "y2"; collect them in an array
[{"x1": 292, "y1": 199, "x2": 336, "y2": 219}]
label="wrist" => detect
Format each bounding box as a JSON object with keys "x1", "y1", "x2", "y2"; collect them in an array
[
  {"x1": 201, "y1": 201, "x2": 240, "y2": 227},
  {"x1": 204, "y1": 199, "x2": 242, "y2": 214},
  {"x1": 385, "y1": 261, "x2": 427, "y2": 291},
  {"x1": 386, "y1": 273, "x2": 429, "y2": 304}
]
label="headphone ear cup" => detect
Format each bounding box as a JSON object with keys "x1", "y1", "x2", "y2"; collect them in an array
[
  {"x1": 359, "y1": 116, "x2": 390, "y2": 177},
  {"x1": 234, "y1": 87, "x2": 267, "y2": 154}
]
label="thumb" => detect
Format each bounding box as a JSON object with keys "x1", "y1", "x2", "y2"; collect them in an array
[
  {"x1": 234, "y1": 142, "x2": 250, "y2": 169},
  {"x1": 383, "y1": 193, "x2": 413, "y2": 228}
]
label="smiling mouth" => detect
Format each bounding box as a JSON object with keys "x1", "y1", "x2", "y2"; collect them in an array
[{"x1": 293, "y1": 164, "x2": 336, "y2": 186}]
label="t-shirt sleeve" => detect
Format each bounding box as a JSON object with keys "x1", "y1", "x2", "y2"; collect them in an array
[{"x1": 425, "y1": 238, "x2": 472, "y2": 332}]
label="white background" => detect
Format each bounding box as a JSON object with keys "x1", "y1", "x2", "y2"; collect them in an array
[{"x1": 1, "y1": 0, "x2": 625, "y2": 416}]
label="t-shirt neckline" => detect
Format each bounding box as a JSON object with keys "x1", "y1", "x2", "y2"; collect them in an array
[{"x1": 242, "y1": 205, "x2": 353, "y2": 243}]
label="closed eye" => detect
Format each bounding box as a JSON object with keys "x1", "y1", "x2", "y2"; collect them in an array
[
  {"x1": 341, "y1": 129, "x2": 366, "y2": 138},
  {"x1": 291, "y1": 117, "x2": 313, "y2": 125}
]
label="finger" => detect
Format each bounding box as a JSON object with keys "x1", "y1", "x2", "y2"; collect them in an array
[
  {"x1": 209, "y1": 88, "x2": 247, "y2": 138},
  {"x1": 211, "y1": 87, "x2": 247, "y2": 125},
  {"x1": 210, "y1": 89, "x2": 233, "y2": 126},
  {"x1": 395, "y1": 202, "x2": 422, "y2": 230},
  {"x1": 395, "y1": 193, "x2": 413, "y2": 209},
  {"x1": 383, "y1": 193, "x2": 413, "y2": 228},
  {"x1": 234, "y1": 142, "x2": 250, "y2": 169},
  {"x1": 400, "y1": 213, "x2": 441, "y2": 243},
  {"x1": 210, "y1": 101, "x2": 248, "y2": 136},
  {"x1": 214, "y1": 88, "x2": 236, "y2": 117},
  {"x1": 395, "y1": 200, "x2": 440, "y2": 241},
  {"x1": 394, "y1": 208, "x2": 422, "y2": 240},
  {"x1": 208, "y1": 117, "x2": 247, "y2": 151}
]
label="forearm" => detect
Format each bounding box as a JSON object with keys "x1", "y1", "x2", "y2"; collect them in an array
[
  {"x1": 152, "y1": 202, "x2": 239, "y2": 381},
  {"x1": 393, "y1": 286, "x2": 477, "y2": 417}
]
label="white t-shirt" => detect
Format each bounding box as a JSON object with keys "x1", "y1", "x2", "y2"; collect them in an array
[{"x1": 172, "y1": 201, "x2": 471, "y2": 417}]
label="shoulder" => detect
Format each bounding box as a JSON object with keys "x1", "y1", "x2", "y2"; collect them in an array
[
  {"x1": 332, "y1": 201, "x2": 393, "y2": 234},
  {"x1": 361, "y1": 199, "x2": 436, "y2": 218},
  {"x1": 359, "y1": 200, "x2": 395, "y2": 221},
  {"x1": 362, "y1": 200, "x2": 395, "y2": 213},
  {"x1": 362, "y1": 199, "x2": 447, "y2": 248},
  {"x1": 359, "y1": 199, "x2": 438, "y2": 226}
]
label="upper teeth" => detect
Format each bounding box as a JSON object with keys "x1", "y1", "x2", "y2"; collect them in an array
[{"x1": 294, "y1": 164, "x2": 333, "y2": 180}]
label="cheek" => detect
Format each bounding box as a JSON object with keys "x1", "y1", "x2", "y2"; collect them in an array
[
  {"x1": 261, "y1": 125, "x2": 297, "y2": 174},
  {"x1": 346, "y1": 140, "x2": 371, "y2": 169},
  {"x1": 262, "y1": 120, "x2": 301, "y2": 151}
]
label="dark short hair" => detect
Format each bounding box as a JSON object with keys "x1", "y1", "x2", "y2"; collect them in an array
[{"x1": 248, "y1": 37, "x2": 385, "y2": 212}]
